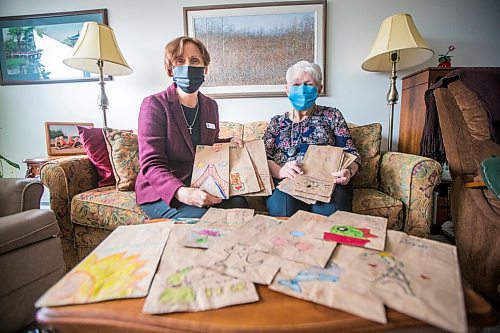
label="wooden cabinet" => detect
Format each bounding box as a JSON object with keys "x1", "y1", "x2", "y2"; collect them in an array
[{"x1": 398, "y1": 67, "x2": 459, "y2": 155}]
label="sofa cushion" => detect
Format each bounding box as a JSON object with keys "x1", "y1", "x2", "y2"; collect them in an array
[
  {"x1": 243, "y1": 121, "x2": 269, "y2": 141},
  {"x1": 220, "y1": 121, "x2": 244, "y2": 139},
  {"x1": 349, "y1": 123, "x2": 382, "y2": 190},
  {"x1": 104, "y1": 128, "x2": 140, "y2": 191},
  {"x1": 71, "y1": 187, "x2": 147, "y2": 230},
  {"x1": 352, "y1": 188, "x2": 403, "y2": 231},
  {"x1": 78, "y1": 126, "x2": 116, "y2": 187}
]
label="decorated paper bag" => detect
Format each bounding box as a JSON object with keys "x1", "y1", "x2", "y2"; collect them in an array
[
  {"x1": 339, "y1": 230, "x2": 467, "y2": 333},
  {"x1": 196, "y1": 241, "x2": 281, "y2": 285},
  {"x1": 244, "y1": 140, "x2": 274, "y2": 196},
  {"x1": 270, "y1": 244, "x2": 386, "y2": 324},
  {"x1": 144, "y1": 225, "x2": 258, "y2": 314},
  {"x1": 326, "y1": 210, "x2": 387, "y2": 250},
  {"x1": 191, "y1": 144, "x2": 230, "y2": 199},
  {"x1": 276, "y1": 178, "x2": 317, "y2": 204},
  {"x1": 253, "y1": 210, "x2": 337, "y2": 267},
  {"x1": 36, "y1": 222, "x2": 173, "y2": 307},
  {"x1": 229, "y1": 143, "x2": 261, "y2": 196},
  {"x1": 182, "y1": 208, "x2": 254, "y2": 249},
  {"x1": 222, "y1": 214, "x2": 284, "y2": 246}
]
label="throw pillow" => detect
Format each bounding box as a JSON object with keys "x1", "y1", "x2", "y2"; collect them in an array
[
  {"x1": 104, "y1": 127, "x2": 140, "y2": 191},
  {"x1": 220, "y1": 121, "x2": 244, "y2": 139},
  {"x1": 243, "y1": 121, "x2": 269, "y2": 141},
  {"x1": 349, "y1": 123, "x2": 382, "y2": 190},
  {"x1": 77, "y1": 126, "x2": 116, "y2": 187}
]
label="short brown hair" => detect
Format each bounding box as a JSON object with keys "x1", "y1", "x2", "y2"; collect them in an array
[{"x1": 164, "y1": 36, "x2": 211, "y2": 77}]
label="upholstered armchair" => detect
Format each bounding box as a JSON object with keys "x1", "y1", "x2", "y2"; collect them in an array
[
  {"x1": 0, "y1": 178, "x2": 65, "y2": 332},
  {"x1": 424, "y1": 68, "x2": 500, "y2": 304}
]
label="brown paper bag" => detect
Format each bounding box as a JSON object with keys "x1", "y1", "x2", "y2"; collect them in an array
[
  {"x1": 339, "y1": 230, "x2": 467, "y2": 333},
  {"x1": 191, "y1": 144, "x2": 230, "y2": 199},
  {"x1": 270, "y1": 245, "x2": 387, "y2": 324},
  {"x1": 144, "y1": 225, "x2": 259, "y2": 314},
  {"x1": 244, "y1": 140, "x2": 274, "y2": 196},
  {"x1": 229, "y1": 143, "x2": 261, "y2": 196},
  {"x1": 36, "y1": 222, "x2": 173, "y2": 307},
  {"x1": 182, "y1": 208, "x2": 254, "y2": 249}
]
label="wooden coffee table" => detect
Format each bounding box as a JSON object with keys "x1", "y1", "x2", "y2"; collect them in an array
[{"x1": 37, "y1": 285, "x2": 497, "y2": 332}]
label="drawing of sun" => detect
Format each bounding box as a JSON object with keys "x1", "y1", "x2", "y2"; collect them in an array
[
  {"x1": 197, "y1": 162, "x2": 205, "y2": 168},
  {"x1": 50, "y1": 252, "x2": 149, "y2": 303}
]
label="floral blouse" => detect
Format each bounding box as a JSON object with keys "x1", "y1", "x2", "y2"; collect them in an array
[{"x1": 263, "y1": 105, "x2": 361, "y2": 167}]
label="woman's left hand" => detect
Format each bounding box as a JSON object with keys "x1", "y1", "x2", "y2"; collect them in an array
[
  {"x1": 332, "y1": 168, "x2": 352, "y2": 185},
  {"x1": 230, "y1": 137, "x2": 244, "y2": 148}
]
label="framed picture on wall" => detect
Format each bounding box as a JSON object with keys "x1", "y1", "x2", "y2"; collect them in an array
[
  {"x1": 183, "y1": 0, "x2": 327, "y2": 98},
  {"x1": 0, "y1": 9, "x2": 108, "y2": 85},
  {"x1": 45, "y1": 122, "x2": 93, "y2": 156}
]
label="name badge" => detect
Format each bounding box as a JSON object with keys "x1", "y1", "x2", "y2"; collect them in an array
[{"x1": 206, "y1": 122, "x2": 216, "y2": 129}]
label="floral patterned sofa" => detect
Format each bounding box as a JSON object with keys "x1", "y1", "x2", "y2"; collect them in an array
[{"x1": 41, "y1": 121, "x2": 441, "y2": 269}]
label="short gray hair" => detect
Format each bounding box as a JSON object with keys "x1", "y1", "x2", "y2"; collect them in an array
[{"x1": 286, "y1": 61, "x2": 323, "y2": 85}]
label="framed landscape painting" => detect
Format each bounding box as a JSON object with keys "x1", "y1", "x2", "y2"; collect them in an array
[
  {"x1": 45, "y1": 122, "x2": 93, "y2": 156},
  {"x1": 0, "y1": 9, "x2": 107, "y2": 85},
  {"x1": 184, "y1": 0, "x2": 326, "y2": 98}
]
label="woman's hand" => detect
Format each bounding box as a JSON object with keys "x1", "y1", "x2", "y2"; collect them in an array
[
  {"x1": 230, "y1": 137, "x2": 244, "y2": 148},
  {"x1": 278, "y1": 161, "x2": 303, "y2": 179},
  {"x1": 332, "y1": 168, "x2": 352, "y2": 185},
  {"x1": 175, "y1": 187, "x2": 222, "y2": 207}
]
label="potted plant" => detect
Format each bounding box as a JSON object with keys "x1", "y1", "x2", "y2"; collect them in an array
[
  {"x1": 438, "y1": 45, "x2": 456, "y2": 68},
  {"x1": 0, "y1": 154, "x2": 20, "y2": 178}
]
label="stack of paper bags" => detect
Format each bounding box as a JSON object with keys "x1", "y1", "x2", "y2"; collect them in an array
[
  {"x1": 278, "y1": 145, "x2": 357, "y2": 204},
  {"x1": 190, "y1": 140, "x2": 273, "y2": 198}
]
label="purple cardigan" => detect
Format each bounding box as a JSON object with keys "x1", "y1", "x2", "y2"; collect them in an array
[{"x1": 135, "y1": 83, "x2": 224, "y2": 206}]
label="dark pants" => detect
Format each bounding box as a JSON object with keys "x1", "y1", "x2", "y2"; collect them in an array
[
  {"x1": 140, "y1": 196, "x2": 249, "y2": 219},
  {"x1": 266, "y1": 178, "x2": 353, "y2": 217}
]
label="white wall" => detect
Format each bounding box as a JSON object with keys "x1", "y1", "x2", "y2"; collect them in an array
[{"x1": 1, "y1": 0, "x2": 500, "y2": 177}]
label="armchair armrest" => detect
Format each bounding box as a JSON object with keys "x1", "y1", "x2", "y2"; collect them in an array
[
  {"x1": 40, "y1": 155, "x2": 98, "y2": 269},
  {"x1": 0, "y1": 178, "x2": 43, "y2": 216},
  {"x1": 379, "y1": 152, "x2": 442, "y2": 238}
]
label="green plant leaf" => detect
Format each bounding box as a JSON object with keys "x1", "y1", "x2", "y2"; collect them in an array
[{"x1": 0, "y1": 154, "x2": 20, "y2": 169}]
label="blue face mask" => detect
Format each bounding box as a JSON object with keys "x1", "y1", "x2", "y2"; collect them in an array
[
  {"x1": 288, "y1": 85, "x2": 318, "y2": 111},
  {"x1": 173, "y1": 66, "x2": 205, "y2": 93}
]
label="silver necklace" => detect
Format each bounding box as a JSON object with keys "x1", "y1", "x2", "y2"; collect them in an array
[
  {"x1": 287, "y1": 113, "x2": 300, "y2": 157},
  {"x1": 180, "y1": 103, "x2": 199, "y2": 134},
  {"x1": 287, "y1": 107, "x2": 315, "y2": 157}
]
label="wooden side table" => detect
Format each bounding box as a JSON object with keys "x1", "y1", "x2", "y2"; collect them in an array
[{"x1": 22, "y1": 156, "x2": 59, "y2": 178}]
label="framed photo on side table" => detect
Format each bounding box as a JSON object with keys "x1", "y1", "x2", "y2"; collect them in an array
[
  {"x1": 45, "y1": 122, "x2": 93, "y2": 156},
  {"x1": 183, "y1": 0, "x2": 326, "y2": 98},
  {"x1": 0, "y1": 9, "x2": 108, "y2": 85}
]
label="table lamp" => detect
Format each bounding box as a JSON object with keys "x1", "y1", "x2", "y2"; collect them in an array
[
  {"x1": 362, "y1": 13, "x2": 433, "y2": 151},
  {"x1": 63, "y1": 22, "x2": 132, "y2": 127}
]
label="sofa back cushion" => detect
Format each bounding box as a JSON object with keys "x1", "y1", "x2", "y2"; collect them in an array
[
  {"x1": 349, "y1": 123, "x2": 382, "y2": 189},
  {"x1": 104, "y1": 128, "x2": 140, "y2": 191}
]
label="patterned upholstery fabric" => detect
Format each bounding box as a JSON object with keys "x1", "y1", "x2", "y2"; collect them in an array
[
  {"x1": 104, "y1": 128, "x2": 140, "y2": 191},
  {"x1": 41, "y1": 121, "x2": 441, "y2": 269},
  {"x1": 219, "y1": 121, "x2": 243, "y2": 139},
  {"x1": 349, "y1": 123, "x2": 382, "y2": 190},
  {"x1": 352, "y1": 188, "x2": 403, "y2": 231}
]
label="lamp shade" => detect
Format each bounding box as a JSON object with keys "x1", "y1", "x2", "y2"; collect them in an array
[
  {"x1": 362, "y1": 13, "x2": 433, "y2": 72},
  {"x1": 63, "y1": 22, "x2": 132, "y2": 76}
]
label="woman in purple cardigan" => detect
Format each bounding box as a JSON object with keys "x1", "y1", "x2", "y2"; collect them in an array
[{"x1": 135, "y1": 36, "x2": 247, "y2": 218}]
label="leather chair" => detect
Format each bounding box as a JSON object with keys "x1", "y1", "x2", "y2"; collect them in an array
[
  {"x1": 424, "y1": 68, "x2": 500, "y2": 304},
  {"x1": 0, "y1": 178, "x2": 65, "y2": 332}
]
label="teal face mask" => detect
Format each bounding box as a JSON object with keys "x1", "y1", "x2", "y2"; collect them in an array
[{"x1": 288, "y1": 85, "x2": 318, "y2": 111}]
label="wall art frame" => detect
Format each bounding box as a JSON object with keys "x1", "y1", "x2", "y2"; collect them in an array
[
  {"x1": 0, "y1": 9, "x2": 108, "y2": 85},
  {"x1": 184, "y1": 0, "x2": 326, "y2": 98},
  {"x1": 45, "y1": 122, "x2": 93, "y2": 156}
]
